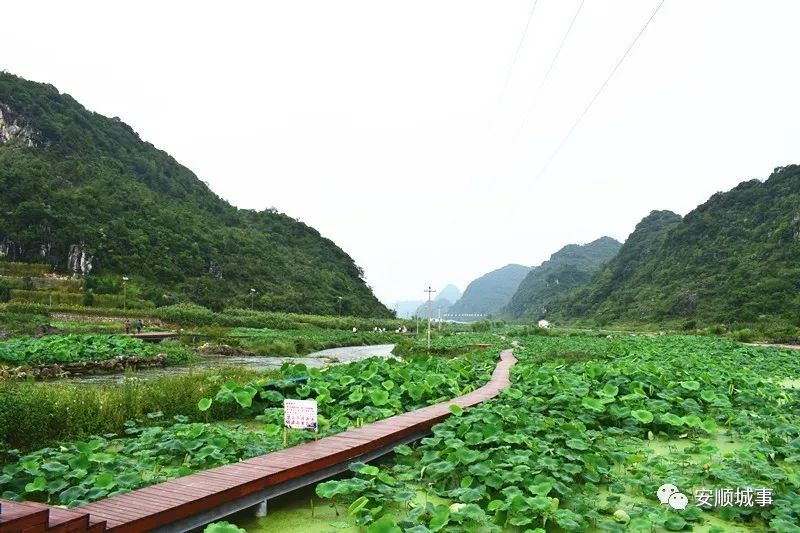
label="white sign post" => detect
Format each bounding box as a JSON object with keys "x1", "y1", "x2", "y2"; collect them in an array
[{"x1": 283, "y1": 399, "x2": 318, "y2": 446}]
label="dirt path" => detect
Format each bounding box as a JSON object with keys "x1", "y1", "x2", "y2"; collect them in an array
[{"x1": 746, "y1": 342, "x2": 800, "y2": 351}]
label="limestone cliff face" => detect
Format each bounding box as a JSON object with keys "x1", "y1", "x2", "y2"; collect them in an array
[
  {"x1": 0, "y1": 240, "x2": 23, "y2": 260},
  {"x1": 0, "y1": 103, "x2": 38, "y2": 147},
  {"x1": 67, "y1": 244, "x2": 94, "y2": 276}
]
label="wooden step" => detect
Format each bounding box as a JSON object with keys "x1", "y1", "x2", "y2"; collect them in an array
[
  {"x1": 0, "y1": 499, "x2": 105, "y2": 533},
  {"x1": 87, "y1": 517, "x2": 107, "y2": 533},
  {"x1": 0, "y1": 501, "x2": 49, "y2": 533},
  {"x1": 20, "y1": 503, "x2": 90, "y2": 533}
]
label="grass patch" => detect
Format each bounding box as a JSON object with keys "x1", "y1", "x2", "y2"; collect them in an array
[
  {"x1": 0, "y1": 366, "x2": 275, "y2": 457},
  {"x1": 0, "y1": 311, "x2": 50, "y2": 338}
]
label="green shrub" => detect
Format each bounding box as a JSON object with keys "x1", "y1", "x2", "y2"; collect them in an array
[
  {"x1": 93, "y1": 293, "x2": 154, "y2": 309},
  {"x1": 10, "y1": 290, "x2": 154, "y2": 309},
  {"x1": 30, "y1": 304, "x2": 411, "y2": 333},
  {"x1": 471, "y1": 320, "x2": 492, "y2": 332},
  {"x1": 732, "y1": 328, "x2": 756, "y2": 343},
  {"x1": 82, "y1": 289, "x2": 94, "y2": 306},
  {"x1": 0, "y1": 262, "x2": 49, "y2": 277},
  {"x1": 0, "y1": 310, "x2": 51, "y2": 336},
  {"x1": 157, "y1": 303, "x2": 218, "y2": 325},
  {"x1": 47, "y1": 305, "x2": 155, "y2": 318},
  {"x1": 0, "y1": 276, "x2": 84, "y2": 293},
  {"x1": 11, "y1": 290, "x2": 83, "y2": 306},
  {"x1": 156, "y1": 339, "x2": 195, "y2": 364},
  {"x1": 3, "y1": 302, "x2": 50, "y2": 316},
  {"x1": 0, "y1": 276, "x2": 25, "y2": 290}
]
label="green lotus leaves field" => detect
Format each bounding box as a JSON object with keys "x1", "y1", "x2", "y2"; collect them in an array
[
  {"x1": 313, "y1": 335, "x2": 800, "y2": 532},
  {"x1": 201, "y1": 347, "x2": 496, "y2": 432},
  {"x1": 0, "y1": 340, "x2": 498, "y2": 508},
  {"x1": 0, "y1": 335, "x2": 151, "y2": 364},
  {"x1": 3, "y1": 332, "x2": 798, "y2": 531}
]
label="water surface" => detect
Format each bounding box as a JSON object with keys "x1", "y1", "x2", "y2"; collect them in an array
[{"x1": 71, "y1": 344, "x2": 396, "y2": 384}]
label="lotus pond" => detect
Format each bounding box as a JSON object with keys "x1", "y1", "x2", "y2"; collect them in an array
[
  {"x1": 289, "y1": 334, "x2": 800, "y2": 532},
  {"x1": 3, "y1": 332, "x2": 799, "y2": 533},
  {"x1": 0, "y1": 337, "x2": 498, "y2": 508}
]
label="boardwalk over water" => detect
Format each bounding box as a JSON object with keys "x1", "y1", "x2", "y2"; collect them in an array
[{"x1": 0, "y1": 349, "x2": 516, "y2": 533}]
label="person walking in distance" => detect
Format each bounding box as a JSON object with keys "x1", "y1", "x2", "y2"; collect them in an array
[
  {"x1": 124, "y1": 319, "x2": 131, "y2": 335},
  {"x1": 135, "y1": 319, "x2": 143, "y2": 334}
]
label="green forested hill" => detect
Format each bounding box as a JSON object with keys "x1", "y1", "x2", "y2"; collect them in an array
[
  {"x1": 550, "y1": 166, "x2": 800, "y2": 325},
  {"x1": 0, "y1": 72, "x2": 390, "y2": 316},
  {"x1": 448, "y1": 264, "x2": 531, "y2": 316},
  {"x1": 503, "y1": 237, "x2": 622, "y2": 319}
]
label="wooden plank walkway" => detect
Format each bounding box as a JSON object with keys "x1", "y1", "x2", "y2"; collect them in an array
[
  {"x1": 0, "y1": 349, "x2": 515, "y2": 533},
  {"x1": 128, "y1": 332, "x2": 179, "y2": 343}
]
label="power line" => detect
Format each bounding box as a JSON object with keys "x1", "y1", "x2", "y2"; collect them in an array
[
  {"x1": 535, "y1": 0, "x2": 667, "y2": 179},
  {"x1": 502, "y1": 0, "x2": 541, "y2": 94},
  {"x1": 523, "y1": 0, "x2": 585, "y2": 125}
]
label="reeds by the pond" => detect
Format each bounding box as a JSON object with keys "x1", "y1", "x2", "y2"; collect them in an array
[{"x1": 0, "y1": 366, "x2": 277, "y2": 459}]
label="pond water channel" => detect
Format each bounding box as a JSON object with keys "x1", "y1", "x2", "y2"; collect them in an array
[{"x1": 70, "y1": 344, "x2": 397, "y2": 384}]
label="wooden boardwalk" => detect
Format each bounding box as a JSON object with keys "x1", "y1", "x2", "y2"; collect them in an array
[
  {"x1": 0, "y1": 349, "x2": 515, "y2": 533},
  {"x1": 128, "y1": 332, "x2": 179, "y2": 343}
]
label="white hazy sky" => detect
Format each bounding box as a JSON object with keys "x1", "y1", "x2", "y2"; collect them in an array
[{"x1": 3, "y1": 1, "x2": 799, "y2": 305}]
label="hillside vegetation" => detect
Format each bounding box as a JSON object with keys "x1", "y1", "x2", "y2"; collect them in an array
[
  {"x1": 504, "y1": 237, "x2": 621, "y2": 319},
  {"x1": 0, "y1": 73, "x2": 389, "y2": 316},
  {"x1": 550, "y1": 166, "x2": 800, "y2": 325}
]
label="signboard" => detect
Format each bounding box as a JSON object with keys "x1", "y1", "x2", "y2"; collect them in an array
[{"x1": 283, "y1": 399, "x2": 318, "y2": 430}]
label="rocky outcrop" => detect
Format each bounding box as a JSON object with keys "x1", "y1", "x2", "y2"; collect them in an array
[
  {"x1": 0, "y1": 354, "x2": 168, "y2": 380},
  {"x1": 35, "y1": 324, "x2": 60, "y2": 335},
  {"x1": 208, "y1": 261, "x2": 223, "y2": 279},
  {"x1": 197, "y1": 343, "x2": 252, "y2": 356},
  {"x1": 0, "y1": 239, "x2": 23, "y2": 260},
  {"x1": 0, "y1": 103, "x2": 38, "y2": 147},
  {"x1": 67, "y1": 244, "x2": 94, "y2": 276}
]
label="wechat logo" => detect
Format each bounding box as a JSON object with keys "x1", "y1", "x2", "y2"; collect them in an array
[{"x1": 658, "y1": 484, "x2": 688, "y2": 510}]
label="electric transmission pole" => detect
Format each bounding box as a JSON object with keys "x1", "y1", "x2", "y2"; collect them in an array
[{"x1": 424, "y1": 286, "x2": 436, "y2": 351}]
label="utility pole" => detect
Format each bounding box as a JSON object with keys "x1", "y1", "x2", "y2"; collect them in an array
[
  {"x1": 438, "y1": 305, "x2": 442, "y2": 332},
  {"x1": 415, "y1": 314, "x2": 419, "y2": 338},
  {"x1": 337, "y1": 296, "x2": 343, "y2": 316},
  {"x1": 122, "y1": 276, "x2": 129, "y2": 311},
  {"x1": 424, "y1": 286, "x2": 436, "y2": 351},
  {"x1": 250, "y1": 288, "x2": 256, "y2": 310}
]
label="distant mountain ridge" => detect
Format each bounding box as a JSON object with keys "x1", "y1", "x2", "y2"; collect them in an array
[
  {"x1": 414, "y1": 284, "x2": 461, "y2": 318},
  {"x1": 0, "y1": 72, "x2": 390, "y2": 316},
  {"x1": 503, "y1": 237, "x2": 622, "y2": 319},
  {"x1": 437, "y1": 284, "x2": 462, "y2": 304},
  {"x1": 449, "y1": 264, "x2": 531, "y2": 317},
  {"x1": 548, "y1": 166, "x2": 800, "y2": 324}
]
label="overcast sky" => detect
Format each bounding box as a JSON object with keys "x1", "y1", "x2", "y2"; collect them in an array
[{"x1": 4, "y1": 1, "x2": 799, "y2": 305}]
